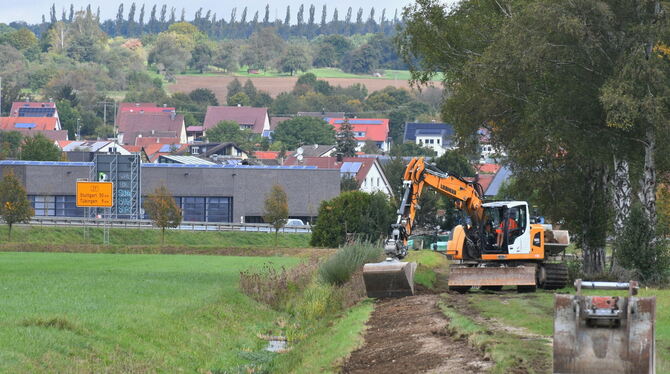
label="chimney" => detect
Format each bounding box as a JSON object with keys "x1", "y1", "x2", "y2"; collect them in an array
[
  {"x1": 170, "y1": 111, "x2": 176, "y2": 120},
  {"x1": 163, "y1": 104, "x2": 167, "y2": 108},
  {"x1": 237, "y1": 103, "x2": 241, "y2": 107},
  {"x1": 140, "y1": 109, "x2": 144, "y2": 114},
  {"x1": 151, "y1": 129, "x2": 155, "y2": 135}
]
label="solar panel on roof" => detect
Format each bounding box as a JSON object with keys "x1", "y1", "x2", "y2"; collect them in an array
[
  {"x1": 18, "y1": 107, "x2": 56, "y2": 117},
  {"x1": 14, "y1": 123, "x2": 36, "y2": 129},
  {"x1": 350, "y1": 119, "x2": 384, "y2": 125}
]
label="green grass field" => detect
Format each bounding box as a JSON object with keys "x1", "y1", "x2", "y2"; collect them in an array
[
  {"x1": 180, "y1": 67, "x2": 444, "y2": 81},
  {"x1": 0, "y1": 226, "x2": 311, "y2": 249},
  {"x1": 0, "y1": 251, "x2": 302, "y2": 373}
]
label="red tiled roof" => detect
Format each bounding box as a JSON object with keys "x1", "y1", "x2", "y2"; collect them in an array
[
  {"x1": 254, "y1": 151, "x2": 280, "y2": 159},
  {"x1": 270, "y1": 116, "x2": 291, "y2": 130},
  {"x1": 476, "y1": 163, "x2": 501, "y2": 174},
  {"x1": 283, "y1": 156, "x2": 376, "y2": 185},
  {"x1": 135, "y1": 137, "x2": 181, "y2": 146},
  {"x1": 0, "y1": 128, "x2": 68, "y2": 142},
  {"x1": 123, "y1": 145, "x2": 144, "y2": 153},
  {"x1": 0, "y1": 117, "x2": 60, "y2": 131},
  {"x1": 118, "y1": 102, "x2": 175, "y2": 112},
  {"x1": 56, "y1": 140, "x2": 75, "y2": 148},
  {"x1": 470, "y1": 174, "x2": 495, "y2": 192},
  {"x1": 9, "y1": 102, "x2": 57, "y2": 117},
  {"x1": 142, "y1": 143, "x2": 189, "y2": 162},
  {"x1": 326, "y1": 118, "x2": 389, "y2": 142},
  {"x1": 116, "y1": 112, "x2": 184, "y2": 145},
  {"x1": 203, "y1": 106, "x2": 268, "y2": 134}
]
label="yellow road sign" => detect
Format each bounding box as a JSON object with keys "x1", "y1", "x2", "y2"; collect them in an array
[{"x1": 76, "y1": 181, "x2": 113, "y2": 207}]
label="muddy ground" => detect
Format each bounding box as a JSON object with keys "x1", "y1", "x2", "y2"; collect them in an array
[{"x1": 341, "y1": 294, "x2": 493, "y2": 374}]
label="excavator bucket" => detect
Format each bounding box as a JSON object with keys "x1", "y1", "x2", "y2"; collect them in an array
[
  {"x1": 553, "y1": 280, "x2": 656, "y2": 374},
  {"x1": 363, "y1": 260, "x2": 417, "y2": 298},
  {"x1": 447, "y1": 265, "x2": 536, "y2": 288}
]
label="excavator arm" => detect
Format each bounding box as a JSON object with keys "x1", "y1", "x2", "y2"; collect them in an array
[{"x1": 385, "y1": 157, "x2": 485, "y2": 259}]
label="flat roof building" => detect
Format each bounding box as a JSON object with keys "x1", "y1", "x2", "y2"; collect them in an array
[{"x1": 0, "y1": 161, "x2": 340, "y2": 223}]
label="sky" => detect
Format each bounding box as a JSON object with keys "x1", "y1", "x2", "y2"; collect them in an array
[{"x1": 0, "y1": 0, "x2": 455, "y2": 25}]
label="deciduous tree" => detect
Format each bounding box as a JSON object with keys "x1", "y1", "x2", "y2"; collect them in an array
[
  {"x1": 143, "y1": 185, "x2": 182, "y2": 244},
  {"x1": 272, "y1": 117, "x2": 335, "y2": 149},
  {"x1": 263, "y1": 184, "x2": 289, "y2": 246},
  {"x1": 21, "y1": 135, "x2": 61, "y2": 161},
  {"x1": 277, "y1": 45, "x2": 311, "y2": 76},
  {"x1": 0, "y1": 170, "x2": 33, "y2": 240},
  {"x1": 206, "y1": 120, "x2": 257, "y2": 151}
]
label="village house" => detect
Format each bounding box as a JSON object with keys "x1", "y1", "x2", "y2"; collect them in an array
[
  {"x1": 116, "y1": 107, "x2": 187, "y2": 146},
  {"x1": 403, "y1": 122, "x2": 455, "y2": 157},
  {"x1": 0, "y1": 116, "x2": 68, "y2": 141},
  {"x1": 326, "y1": 118, "x2": 390, "y2": 152},
  {"x1": 283, "y1": 155, "x2": 393, "y2": 197},
  {"x1": 203, "y1": 106, "x2": 271, "y2": 137}
]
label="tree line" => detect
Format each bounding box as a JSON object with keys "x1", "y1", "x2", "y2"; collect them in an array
[{"x1": 8, "y1": 3, "x2": 401, "y2": 40}]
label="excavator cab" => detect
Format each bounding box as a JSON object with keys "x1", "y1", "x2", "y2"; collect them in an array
[{"x1": 481, "y1": 203, "x2": 530, "y2": 255}]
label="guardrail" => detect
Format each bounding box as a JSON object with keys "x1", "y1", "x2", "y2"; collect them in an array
[{"x1": 26, "y1": 216, "x2": 311, "y2": 233}]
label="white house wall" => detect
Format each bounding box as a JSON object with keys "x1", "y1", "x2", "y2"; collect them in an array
[{"x1": 359, "y1": 162, "x2": 392, "y2": 196}]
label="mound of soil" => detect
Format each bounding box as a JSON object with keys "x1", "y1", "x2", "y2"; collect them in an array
[{"x1": 341, "y1": 294, "x2": 492, "y2": 374}]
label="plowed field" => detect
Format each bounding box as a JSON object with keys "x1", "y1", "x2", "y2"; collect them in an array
[{"x1": 168, "y1": 75, "x2": 432, "y2": 102}]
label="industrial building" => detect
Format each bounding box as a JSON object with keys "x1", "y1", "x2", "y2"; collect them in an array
[{"x1": 0, "y1": 160, "x2": 340, "y2": 223}]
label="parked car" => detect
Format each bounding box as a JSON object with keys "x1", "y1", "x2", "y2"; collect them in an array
[{"x1": 286, "y1": 219, "x2": 306, "y2": 226}]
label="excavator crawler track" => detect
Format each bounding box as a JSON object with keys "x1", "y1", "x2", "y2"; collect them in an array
[{"x1": 539, "y1": 263, "x2": 568, "y2": 290}]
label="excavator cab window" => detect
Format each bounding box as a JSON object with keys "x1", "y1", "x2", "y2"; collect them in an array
[
  {"x1": 482, "y1": 205, "x2": 528, "y2": 253},
  {"x1": 507, "y1": 206, "x2": 527, "y2": 244}
]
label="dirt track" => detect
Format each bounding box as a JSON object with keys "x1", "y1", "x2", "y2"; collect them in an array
[
  {"x1": 341, "y1": 294, "x2": 492, "y2": 374},
  {"x1": 168, "y1": 75, "x2": 422, "y2": 102}
]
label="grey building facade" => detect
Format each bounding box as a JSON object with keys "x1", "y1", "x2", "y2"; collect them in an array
[{"x1": 0, "y1": 161, "x2": 340, "y2": 223}]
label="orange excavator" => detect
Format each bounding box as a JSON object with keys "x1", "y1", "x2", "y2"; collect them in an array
[{"x1": 363, "y1": 157, "x2": 569, "y2": 297}]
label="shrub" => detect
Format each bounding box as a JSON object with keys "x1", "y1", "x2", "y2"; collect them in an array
[
  {"x1": 239, "y1": 258, "x2": 319, "y2": 309},
  {"x1": 310, "y1": 191, "x2": 395, "y2": 247},
  {"x1": 319, "y1": 241, "x2": 382, "y2": 286},
  {"x1": 614, "y1": 205, "x2": 670, "y2": 284}
]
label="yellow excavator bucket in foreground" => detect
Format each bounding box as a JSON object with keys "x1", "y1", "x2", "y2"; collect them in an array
[
  {"x1": 447, "y1": 265, "x2": 536, "y2": 287},
  {"x1": 553, "y1": 280, "x2": 656, "y2": 374},
  {"x1": 363, "y1": 260, "x2": 417, "y2": 298}
]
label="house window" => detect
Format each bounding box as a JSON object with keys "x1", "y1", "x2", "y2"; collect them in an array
[
  {"x1": 377, "y1": 178, "x2": 380, "y2": 187},
  {"x1": 436, "y1": 139, "x2": 440, "y2": 144},
  {"x1": 192, "y1": 146, "x2": 199, "y2": 155},
  {"x1": 355, "y1": 131, "x2": 366, "y2": 137}
]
